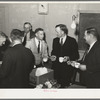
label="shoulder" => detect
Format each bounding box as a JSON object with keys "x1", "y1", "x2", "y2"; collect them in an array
[
  {"x1": 42, "y1": 40, "x2": 47, "y2": 46},
  {"x1": 67, "y1": 36, "x2": 76, "y2": 40},
  {"x1": 27, "y1": 38, "x2": 35, "y2": 43},
  {"x1": 95, "y1": 41, "x2": 100, "y2": 49},
  {"x1": 4, "y1": 47, "x2": 14, "y2": 57},
  {"x1": 67, "y1": 36, "x2": 77, "y2": 42},
  {"x1": 53, "y1": 37, "x2": 59, "y2": 41}
]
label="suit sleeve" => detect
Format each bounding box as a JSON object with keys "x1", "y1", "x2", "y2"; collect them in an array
[
  {"x1": 51, "y1": 39, "x2": 56, "y2": 55},
  {"x1": 42, "y1": 41, "x2": 48, "y2": 58},
  {"x1": 87, "y1": 47, "x2": 100, "y2": 72},
  {"x1": 0, "y1": 50, "x2": 12, "y2": 78},
  {"x1": 70, "y1": 39, "x2": 79, "y2": 61}
]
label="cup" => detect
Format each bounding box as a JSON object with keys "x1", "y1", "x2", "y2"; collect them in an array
[
  {"x1": 43, "y1": 58, "x2": 48, "y2": 62},
  {"x1": 75, "y1": 62, "x2": 80, "y2": 68},
  {"x1": 59, "y1": 57, "x2": 64, "y2": 63}
]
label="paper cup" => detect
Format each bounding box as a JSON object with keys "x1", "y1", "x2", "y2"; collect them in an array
[
  {"x1": 43, "y1": 58, "x2": 48, "y2": 62},
  {"x1": 59, "y1": 57, "x2": 64, "y2": 63}
]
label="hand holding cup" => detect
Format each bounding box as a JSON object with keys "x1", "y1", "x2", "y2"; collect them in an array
[{"x1": 50, "y1": 55, "x2": 56, "y2": 61}]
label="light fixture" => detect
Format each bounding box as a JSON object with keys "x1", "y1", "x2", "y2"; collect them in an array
[{"x1": 71, "y1": 15, "x2": 77, "y2": 29}]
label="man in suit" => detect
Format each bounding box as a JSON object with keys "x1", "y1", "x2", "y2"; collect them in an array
[
  {"x1": 51, "y1": 24, "x2": 79, "y2": 88},
  {"x1": 25, "y1": 28, "x2": 48, "y2": 68},
  {"x1": 71, "y1": 27, "x2": 100, "y2": 88},
  {"x1": 0, "y1": 29, "x2": 35, "y2": 88},
  {"x1": 22, "y1": 22, "x2": 35, "y2": 46}
]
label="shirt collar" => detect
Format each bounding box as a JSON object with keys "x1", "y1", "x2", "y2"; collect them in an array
[
  {"x1": 88, "y1": 40, "x2": 97, "y2": 52},
  {"x1": 60, "y1": 35, "x2": 67, "y2": 44}
]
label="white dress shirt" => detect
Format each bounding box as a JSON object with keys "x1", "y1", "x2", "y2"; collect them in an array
[
  {"x1": 88, "y1": 40, "x2": 97, "y2": 53},
  {"x1": 35, "y1": 37, "x2": 41, "y2": 52},
  {"x1": 59, "y1": 35, "x2": 67, "y2": 45}
]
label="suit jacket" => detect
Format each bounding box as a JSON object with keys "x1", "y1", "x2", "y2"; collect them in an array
[
  {"x1": 0, "y1": 44, "x2": 34, "y2": 88},
  {"x1": 0, "y1": 38, "x2": 11, "y2": 61},
  {"x1": 82, "y1": 41, "x2": 100, "y2": 88},
  {"x1": 22, "y1": 30, "x2": 35, "y2": 46},
  {"x1": 51, "y1": 36, "x2": 79, "y2": 62},
  {"x1": 25, "y1": 38, "x2": 48, "y2": 65}
]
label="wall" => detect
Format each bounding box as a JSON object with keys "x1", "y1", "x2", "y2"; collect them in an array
[{"x1": 1, "y1": 2, "x2": 100, "y2": 56}]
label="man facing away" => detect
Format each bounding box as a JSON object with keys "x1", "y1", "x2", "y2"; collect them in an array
[
  {"x1": 25, "y1": 28, "x2": 48, "y2": 68},
  {"x1": 0, "y1": 29, "x2": 35, "y2": 88}
]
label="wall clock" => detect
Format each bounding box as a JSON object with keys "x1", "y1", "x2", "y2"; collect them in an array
[{"x1": 38, "y1": 3, "x2": 49, "y2": 15}]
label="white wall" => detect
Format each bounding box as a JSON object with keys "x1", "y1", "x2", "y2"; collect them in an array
[{"x1": 1, "y1": 2, "x2": 100, "y2": 56}]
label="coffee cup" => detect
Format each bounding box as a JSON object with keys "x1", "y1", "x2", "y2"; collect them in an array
[
  {"x1": 75, "y1": 62, "x2": 80, "y2": 68},
  {"x1": 43, "y1": 58, "x2": 48, "y2": 62},
  {"x1": 59, "y1": 57, "x2": 64, "y2": 63}
]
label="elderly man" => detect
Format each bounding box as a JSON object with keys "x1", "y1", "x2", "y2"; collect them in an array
[{"x1": 22, "y1": 22, "x2": 35, "y2": 46}]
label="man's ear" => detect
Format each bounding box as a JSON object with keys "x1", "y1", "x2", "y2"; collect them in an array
[
  {"x1": 35, "y1": 33, "x2": 38, "y2": 37},
  {"x1": 90, "y1": 34, "x2": 93, "y2": 38}
]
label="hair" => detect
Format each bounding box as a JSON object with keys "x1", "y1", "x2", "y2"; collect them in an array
[
  {"x1": 86, "y1": 27, "x2": 99, "y2": 40},
  {"x1": 10, "y1": 29, "x2": 24, "y2": 41},
  {"x1": 35, "y1": 28, "x2": 44, "y2": 34},
  {"x1": 55, "y1": 24, "x2": 68, "y2": 35},
  {"x1": 24, "y1": 22, "x2": 32, "y2": 30},
  {"x1": 0, "y1": 31, "x2": 7, "y2": 39}
]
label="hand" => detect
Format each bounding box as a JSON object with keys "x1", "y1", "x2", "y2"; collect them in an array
[
  {"x1": 70, "y1": 61, "x2": 80, "y2": 68},
  {"x1": 70, "y1": 61, "x2": 76, "y2": 67},
  {"x1": 63, "y1": 56, "x2": 70, "y2": 62},
  {"x1": 50, "y1": 55, "x2": 56, "y2": 61},
  {"x1": 67, "y1": 61, "x2": 72, "y2": 65},
  {"x1": 79, "y1": 64, "x2": 86, "y2": 71}
]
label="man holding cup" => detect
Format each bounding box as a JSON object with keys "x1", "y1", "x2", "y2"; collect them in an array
[
  {"x1": 51, "y1": 24, "x2": 79, "y2": 88},
  {"x1": 71, "y1": 27, "x2": 100, "y2": 88}
]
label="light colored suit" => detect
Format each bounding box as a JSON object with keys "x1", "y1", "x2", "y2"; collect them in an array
[{"x1": 25, "y1": 38, "x2": 48, "y2": 65}]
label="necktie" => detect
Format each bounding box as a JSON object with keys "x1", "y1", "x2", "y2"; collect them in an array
[
  {"x1": 82, "y1": 46, "x2": 89, "y2": 61},
  {"x1": 60, "y1": 38, "x2": 63, "y2": 46},
  {"x1": 38, "y1": 40, "x2": 40, "y2": 53}
]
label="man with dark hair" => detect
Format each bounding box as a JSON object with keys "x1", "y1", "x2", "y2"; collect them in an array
[
  {"x1": 0, "y1": 29, "x2": 34, "y2": 88},
  {"x1": 22, "y1": 22, "x2": 35, "y2": 46},
  {"x1": 51, "y1": 24, "x2": 79, "y2": 88},
  {"x1": 71, "y1": 27, "x2": 100, "y2": 88},
  {"x1": 25, "y1": 28, "x2": 48, "y2": 68}
]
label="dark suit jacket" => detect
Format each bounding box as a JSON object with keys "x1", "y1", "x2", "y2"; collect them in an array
[
  {"x1": 0, "y1": 44, "x2": 34, "y2": 88},
  {"x1": 82, "y1": 41, "x2": 100, "y2": 88},
  {"x1": 0, "y1": 38, "x2": 11, "y2": 61},
  {"x1": 51, "y1": 36, "x2": 79, "y2": 86},
  {"x1": 51, "y1": 36, "x2": 79, "y2": 61},
  {"x1": 22, "y1": 30, "x2": 35, "y2": 46}
]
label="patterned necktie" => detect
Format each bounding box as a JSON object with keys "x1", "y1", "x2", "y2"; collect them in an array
[
  {"x1": 82, "y1": 46, "x2": 89, "y2": 62},
  {"x1": 38, "y1": 40, "x2": 40, "y2": 53}
]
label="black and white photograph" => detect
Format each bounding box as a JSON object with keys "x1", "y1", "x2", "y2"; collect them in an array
[{"x1": 0, "y1": 1, "x2": 100, "y2": 98}]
